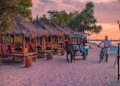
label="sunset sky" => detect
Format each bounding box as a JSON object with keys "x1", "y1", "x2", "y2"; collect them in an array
[{"x1": 32, "y1": 0, "x2": 120, "y2": 40}]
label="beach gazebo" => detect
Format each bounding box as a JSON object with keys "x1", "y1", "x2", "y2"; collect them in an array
[
  {"x1": 33, "y1": 21, "x2": 63, "y2": 50},
  {"x1": 33, "y1": 21, "x2": 51, "y2": 52},
  {"x1": 0, "y1": 16, "x2": 38, "y2": 67},
  {"x1": 48, "y1": 23, "x2": 64, "y2": 50},
  {"x1": 60, "y1": 26, "x2": 74, "y2": 42}
]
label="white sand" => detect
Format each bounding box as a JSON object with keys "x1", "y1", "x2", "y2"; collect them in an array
[{"x1": 0, "y1": 44, "x2": 120, "y2": 86}]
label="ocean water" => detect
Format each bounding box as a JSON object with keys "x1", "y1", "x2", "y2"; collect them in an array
[
  {"x1": 89, "y1": 40, "x2": 120, "y2": 45},
  {"x1": 89, "y1": 40, "x2": 120, "y2": 55}
]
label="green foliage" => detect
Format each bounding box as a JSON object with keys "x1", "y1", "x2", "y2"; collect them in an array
[
  {"x1": 0, "y1": 12, "x2": 13, "y2": 34},
  {"x1": 4, "y1": 36, "x2": 13, "y2": 44},
  {"x1": 0, "y1": 0, "x2": 32, "y2": 35},
  {"x1": 48, "y1": 10, "x2": 78, "y2": 26},
  {"x1": 33, "y1": 1, "x2": 102, "y2": 34},
  {"x1": 40, "y1": 15, "x2": 50, "y2": 24},
  {"x1": 68, "y1": 2, "x2": 102, "y2": 34},
  {"x1": 37, "y1": 10, "x2": 77, "y2": 26}
]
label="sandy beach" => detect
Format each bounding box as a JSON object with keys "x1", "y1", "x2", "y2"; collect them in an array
[{"x1": 0, "y1": 44, "x2": 120, "y2": 86}]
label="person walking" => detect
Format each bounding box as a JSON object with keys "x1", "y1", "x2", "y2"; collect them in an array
[{"x1": 98, "y1": 36, "x2": 112, "y2": 62}]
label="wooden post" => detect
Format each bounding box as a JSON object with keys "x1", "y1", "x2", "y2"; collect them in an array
[
  {"x1": 59, "y1": 36, "x2": 60, "y2": 43},
  {"x1": 42, "y1": 36, "x2": 43, "y2": 51},
  {"x1": 0, "y1": 35, "x2": 2, "y2": 62},
  {"x1": 65, "y1": 35, "x2": 67, "y2": 42},
  {"x1": 33, "y1": 36, "x2": 37, "y2": 61},
  {"x1": 12, "y1": 35, "x2": 16, "y2": 61},
  {"x1": 13, "y1": 35, "x2": 16, "y2": 47},
  {"x1": 22, "y1": 35, "x2": 25, "y2": 64},
  {"x1": 58, "y1": 36, "x2": 62, "y2": 48},
  {"x1": 35, "y1": 37, "x2": 37, "y2": 53},
  {"x1": 51, "y1": 35, "x2": 53, "y2": 50},
  {"x1": 39, "y1": 37, "x2": 41, "y2": 45},
  {"x1": 2, "y1": 36, "x2": 5, "y2": 45},
  {"x1": 59, "y1": 36, "x2": 62, "y2": 43},
  {"x1": 42, "y1": 36, "x2": 46, "y2": 52},
  {"x1": 60, "y1": 36, "x2": 62, "y2": 43},
  {"x1": 63, "y1": 35, "x2": 65, "y2": 42},
  {"x1": 0, "y1": 35, "x2": 2, "y2": 53},
  {"x1": 30, "y1": 35, "x2": 32, "y2": 44},
  {"x1": 117, "y1": 43, "x2": 120, "y2": 80}
]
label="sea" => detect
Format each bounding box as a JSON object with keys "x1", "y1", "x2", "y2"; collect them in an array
[{"x1": 88, "y1": 40, "x2": 120, "y2": 55}]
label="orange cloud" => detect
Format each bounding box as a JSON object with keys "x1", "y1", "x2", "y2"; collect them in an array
[{"x1": 89, "y1": 23, "x2": 120, "y2": 40}]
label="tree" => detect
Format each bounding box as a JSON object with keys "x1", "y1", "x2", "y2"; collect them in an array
[
  {"x1": 68, "y1": 2, "x2": 102, "y2": 34},
  {"x1": 0, "y1": 0, "x2": 32, "y2": 35},
  {"x1": 47, "y1": 10, "x2": 77, "y2": 26},
  {"x1": 40, "y1": 15, "x2": 50, "y2": 24}
]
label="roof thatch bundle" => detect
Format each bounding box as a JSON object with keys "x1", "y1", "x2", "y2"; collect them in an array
[
  {"x1": 33, "y1": 21, "x2": 63, "y2": 36},
  {"x1": 47, "y1": 23, "x2": 75, "y2": 35},
  {"x1": 48, "y1": 23, "x2": 64, "y2": 36},
  {"x1": 6, "y1": 16, "x2": 38, "y2": 37},
  {"x1": 60, "y1": 26, "x2": 74, "y2": 35},
  {"x1": 32, "y1": 21, "x2": 51, "y2": 36}
]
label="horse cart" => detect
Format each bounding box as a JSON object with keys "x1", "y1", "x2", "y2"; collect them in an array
[{"x1": 64, "y1": 33, "x2": 89, "y2": 62}]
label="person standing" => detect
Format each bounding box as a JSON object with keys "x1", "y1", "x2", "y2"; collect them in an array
[{"x1": 82, "y1": 37, "x2": 87, "y2": 47}]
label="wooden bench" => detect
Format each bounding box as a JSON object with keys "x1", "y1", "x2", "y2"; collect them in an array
[
  {"x1": 0, "y1": 52, "x2": 37, "y2": 67},
  {"x1": 54, "y1": 48, "x2": 65, "y2": 56}
]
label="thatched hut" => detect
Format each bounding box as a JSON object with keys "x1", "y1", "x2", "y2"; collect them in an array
[
  {"x1": 33, "y1": 21, "x2": 64, "y2": 50},
  {"x1": 59, "y1": 26, "x2": 74, "y2": 42},
  {"x1": 0, "y1": 16, "x2": 38, "y2": 66}
]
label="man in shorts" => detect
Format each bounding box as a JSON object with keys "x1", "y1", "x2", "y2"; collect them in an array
[{"x1": 98, "y1": 36, "x2": 112, "y2": 62}]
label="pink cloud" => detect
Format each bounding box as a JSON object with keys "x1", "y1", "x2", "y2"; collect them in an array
[{"x1": 32, "y1": 0, "x2": 120, "y2": 24}]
